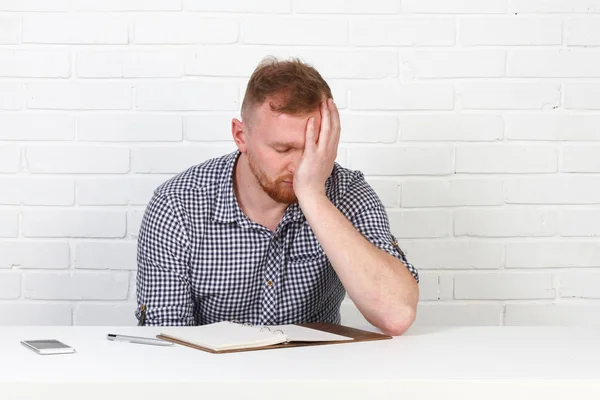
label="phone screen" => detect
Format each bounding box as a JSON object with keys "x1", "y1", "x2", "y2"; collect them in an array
[{"x1": 25, "y1": 340, "x2": 71, "y2": 350}]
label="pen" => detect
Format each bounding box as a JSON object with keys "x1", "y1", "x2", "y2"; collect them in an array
[{"x1": 106, "y1": 333, "x2": 174, "y2": 347}]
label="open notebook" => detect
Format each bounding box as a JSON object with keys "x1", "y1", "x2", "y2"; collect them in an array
[{"x1": 157, "y1": 321, "x2": 392, "y2": 354}]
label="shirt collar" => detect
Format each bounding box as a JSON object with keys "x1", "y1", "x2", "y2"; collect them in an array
[{"x1": 212, "y1": 150, "x2": 305, "y2": 226}]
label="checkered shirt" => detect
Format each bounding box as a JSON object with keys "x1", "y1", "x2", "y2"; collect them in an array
[{"x1": 135, "y1": 150, "x2": 418, "y2": 326}]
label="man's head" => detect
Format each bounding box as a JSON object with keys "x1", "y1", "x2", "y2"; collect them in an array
[{"x1": 232, "y1": 57, "x2": 333, "y2": 204}]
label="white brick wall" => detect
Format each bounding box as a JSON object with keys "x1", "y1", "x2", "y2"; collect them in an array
[{"x1": 1, "y1": 2, "x2": 599, "y2": 329}]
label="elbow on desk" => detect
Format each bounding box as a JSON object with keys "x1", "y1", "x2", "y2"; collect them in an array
[
  {"x1": 384, "y1": 306, "x2": 417, "y2": 336},
  {"x1": 370, "y1": 304, "x2": 417, "y2": 337}
]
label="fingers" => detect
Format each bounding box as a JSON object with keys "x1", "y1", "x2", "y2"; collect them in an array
[
  {"x1": 319, "y1": 99, "x2": 331, "y2": 147},
  {"x1": 327, "y1": 98, "x2": 341, "y2": 149},
  {"x1": 305, "y1": 116, "x2": 317, "y2": 152}
]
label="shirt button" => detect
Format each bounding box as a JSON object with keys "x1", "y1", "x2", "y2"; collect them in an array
[{"x1": 267, "y1": 279, "x2": 274, "y2": 287}]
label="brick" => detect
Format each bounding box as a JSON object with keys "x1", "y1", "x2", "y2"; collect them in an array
[
  {"x1": 128, "y1": 209, "x2": 144, "y2": 238},
  {"x1": 560, "y1": 210, "x2": 600, "y2": 237},
  {"x1": 76, "y1": 176, "x2": 166, "y2": 205},
  {"x1": 454, "y1": 272, "x2": 555, "y2": 300},
  {"x1": 185, "y1": 47, "x2": 283, "y2": 77},
  {"x1": 27, "y1": 83, "x2": 131, "y2": 110},
  {"x1": 567, "y1": 17, "x2": 600, "y2": 46},
  {"x1": 0, "y1": 303, "x2": 72, "y2": 326},
  {"x1": 506, "y1": 176, "x2": 600, "y2": 204},
  {"x1": 402, "y1": 50, "x2": 505, "y2": 79},
  {"x1": 74, "y1": 303, "x2": 138, "y2": 326},
  {"x1": 185, "y1": 114, "x2": 237, "y2": 142},
  {"x1": 340, "y1": 300, "x2": 369, "y2": 327},
  {"x1": 185, "y1": 0, "x2": 289, "y2": 12},
  {"x1": 388, "y1": 210, "x2": 452, "y2": 238},
  {"x1": 186, "y1": 48, "x2": 398, "y2": 79},
  {"x1": 78, "y1": 115, "x2": 182, "y2": 142},
  {"x1": 134, "y1": 15, "x2": 237, "y2": 44},
  {"x1": 26, "y1": 146, "x2": 130, "y2": 174},
  {"x1": 401, "y1": 240, "x2": 504, "y2": 270},
  {"x1": 0, "y1": 83, "x2": 23, "y2": 110},
  {"x1": 340, "y1": 114, "x2": 398, "y2": 143},
  {"x1": 505, "y1": 114, "x2": 600, "y2": 141},
  {"x1": 505, "y1": 304, "x2": 600, "y2": 327},
  {"x1": 510, "y1": 0, "x2": 600, "y2": 13},
  {"x1": 0, "y1": 145, "x2": 21, "y2": 172},
  {"x1": 73, "y1": 0, "x2": 181, "y2": 11},
  {"x1": 560, "y1": 272, "x2": 600, "y2": 299},
  {"x1": 458, "y1": 82, "x2": 560, "y2": 110},
  {"x1": 509, "y1": 49, "x2": 600, "y2": 78},
  {"x1": 135, "y1": 82, "x2": 238, "y2": 111},
  {"x1": 455, "y1": 145, "x2": 558, "y2": 173},
  {"x1": 243, "y1": 17, "x2": 346, "y2": 45},
  {"x1": 23, "y1": 14, "x2": 129, "y2": 44},
  {"x1": 507, "y1": 241, "x2": 600, "y2": 268},
  {"x1": 0, "y1": 114, "x2": 74, "y2": 141},
  {"x1": 77, "y1": 50, "x2": 184, "y2": 78},
  {"x1": 400, "y1": 114, "x2": 503, "y2": 142},
  {"x1": 0, "y1": 15, "x2": 19, "y2": 44},
  {"x1": 0, "y1": 49, "x2": 70, "y2": 78},
  {"x1": 563, "y1": 145, "x2": 600, "y2": 173},
  {"x1": 454, "y1": 209, "x2": 558, "y2": 237},
  {"x1": 403, "y1": 0, "x2": 507, "y2": 13},
  {"x1": 22, "y1": 210, "x2": 126, "y2": 238},
  {"x1": 336, "y1": 146, "x2": 349, "y2": 168},
  {"x1": 418, "y1": 273, "x2": 441, "y2": 301},
  {"x1": 0, "y1": 210, "x2": 19, "y2": 238},
  {"x1": 23, "y1": 271, "x2": 129, "y2": 300},
  {"x1": 131, "y1": 144, "x2": 236, "y2": 173},
  {"x1": 364, "y1": 179, "x2": 400, "y2": 208},
  {"x1": 565, "y1": 83, "x2": 600, "y2": 110},
  {"x1": 0, "y1": 242, "x2": 70, "y2": 269},
  {"x1": 127, "y1": 274, "x2": 136, "y2": 300},
  {"x1": 349, "y1": 146, "x2": 453, "y2": 176},
  {"x1": 322, "y1": 81, "x2": 349, "y2": 109},
  {"x1": 0, "y1": 272, "x2": 20, "y2": 299},
  {"x1": 0, "y1": 177, "x2": 74, "y2": 205},
  {"x1": 295, "y1": 0, "x2": 397, "y2": 13},
  {"x1": 350, "y1": 18, "x2": 455, "y2": 46},
  {"x1": 0, "y1": 0, "x2": 69, "y2": 10},
  {"x1": 415, "y1": 304, "x2": 503, "y2": 326},
  {"x1": 439, "y1": 275, "x2": 455, "y2": 300},
  {"x1": 460, "y1": 17, "x2": 562, "y2": 46},
  {"x1": 311, "y1": 50, "x2": 399, "y2": 79},
  {"x1": 402, "y1": 179, "x2": 503, "y2": 207},
  {"x1": 351, "y1": 83, "x2": 454, "y2": 110},
  {"x1": 75, "y1": 241, "x2": 137, "y2": 270}
]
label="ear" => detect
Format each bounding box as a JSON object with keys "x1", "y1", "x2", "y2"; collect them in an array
[{"x1": 231, "y1": 118, "x2": 248, "y2": 154}]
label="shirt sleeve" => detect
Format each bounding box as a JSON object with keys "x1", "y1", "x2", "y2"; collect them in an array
[
  {"x1": 341, "y1": 174, "x2": 419, "y2": 283},
  {"x1": 135, "y1": 191, "x2": 195, "y2": 326}
]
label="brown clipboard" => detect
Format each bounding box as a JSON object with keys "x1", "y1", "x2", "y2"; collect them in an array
[{"x1": 156, "y1": 323, "x2": 392, "y2": 354}]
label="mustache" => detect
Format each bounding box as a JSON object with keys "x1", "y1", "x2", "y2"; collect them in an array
[{"x1": 274, "y1": 175, "x2": 294, "y2": 184}]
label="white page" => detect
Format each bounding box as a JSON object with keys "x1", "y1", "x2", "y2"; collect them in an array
[
  {"x1": 269, "y1": 324, "x2": 353, "y2": 342},
  {"x1": 160, "y1": 321, "x2": 287, "y2": 351}
]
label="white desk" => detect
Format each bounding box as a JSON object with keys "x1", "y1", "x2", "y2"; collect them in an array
[{"x1": 1, "y1": 325, "x2": 600, "y2": 400}]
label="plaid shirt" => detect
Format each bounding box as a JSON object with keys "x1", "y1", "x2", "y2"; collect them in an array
[{"x1": 135, "y1": 151, "x2": 418, "y2": 326}]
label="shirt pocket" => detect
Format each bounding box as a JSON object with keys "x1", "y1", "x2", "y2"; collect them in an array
[
  {"x1": 283, "y1": 252, "x2": 337, "y2": 315},
  {"x1": 287, "y1": 223, "x2": 324, "y2": 262}
]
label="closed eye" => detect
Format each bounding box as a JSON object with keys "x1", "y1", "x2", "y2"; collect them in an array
[{"x1": 274, "y1": 147, "x2": 292, "y2": 154}]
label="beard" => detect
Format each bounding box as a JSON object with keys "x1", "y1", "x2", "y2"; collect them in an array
[{"x1": 247, "y1": 151, "x2": 297, "y2": 204}]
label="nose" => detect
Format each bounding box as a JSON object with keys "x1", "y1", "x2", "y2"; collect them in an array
[{"x1": 288, "y1": 156, "x2": 300, "y2": 175}]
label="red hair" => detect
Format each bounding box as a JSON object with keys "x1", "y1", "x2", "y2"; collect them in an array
[{"x1": 241, "y1": 57, "x2": 333, "y2": 120}]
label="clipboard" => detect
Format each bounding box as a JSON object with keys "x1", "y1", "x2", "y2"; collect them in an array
[{"x1": 156, "y1": 323, "x2": 392, "y2": 354}]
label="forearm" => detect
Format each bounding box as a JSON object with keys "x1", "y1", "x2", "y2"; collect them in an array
[{"x1": 300, "y1": 195, "x2": 418, "y2": 336}]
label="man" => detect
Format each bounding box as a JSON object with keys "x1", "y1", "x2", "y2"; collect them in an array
[{"x1": 136, "y1": 57, "x2": 419, "y2": 335}]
